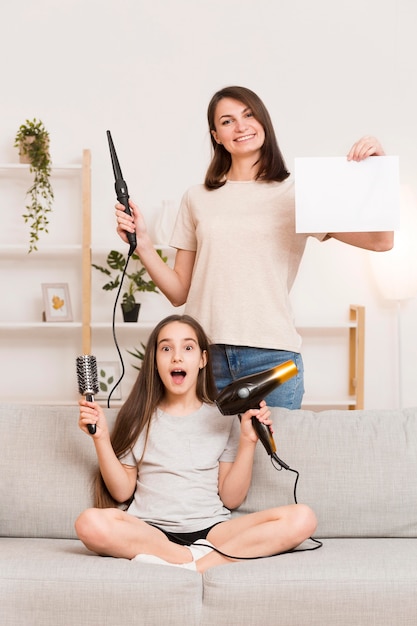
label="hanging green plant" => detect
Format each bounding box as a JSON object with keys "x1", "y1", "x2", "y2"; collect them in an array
[{"x1": 14, "y1": 118, "x2": 54, "y2": 253}]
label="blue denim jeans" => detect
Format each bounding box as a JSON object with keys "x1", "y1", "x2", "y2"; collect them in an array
[{"x1": 210, "y1": 344, "x2": 304, "y2": 410}]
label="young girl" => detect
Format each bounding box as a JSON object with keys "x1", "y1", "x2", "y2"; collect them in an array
[{"x1": 75, "y1": 314, "x2": 317, "y2": 573}]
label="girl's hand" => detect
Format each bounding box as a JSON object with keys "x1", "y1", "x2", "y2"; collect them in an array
[
  {"x1": 239, "y1": 400, "x2": 272, "y2": 444},
  {"x1": 78, "y1": 399, "x2": 108, "y2": 439},
  {"x1": 347, "y1": 136, "x2": 385, "y2": 161}
]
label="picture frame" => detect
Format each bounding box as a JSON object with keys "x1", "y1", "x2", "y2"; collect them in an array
[
  {"x1": 96, "y1": 361, "x2": 122, "y2": 401},
  {"x1": 41, "y1": 283, "x2": 73, "y2": 322}
]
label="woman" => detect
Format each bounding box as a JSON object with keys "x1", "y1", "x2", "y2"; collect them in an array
[
  {"x1": 115, "y1": 86, "x2": 393, "y2": 408},
  {"x1": 75, "y1": 315, "x2": 317, "y2": 573}
]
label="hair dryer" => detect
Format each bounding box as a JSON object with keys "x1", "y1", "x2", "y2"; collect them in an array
[{"x1": 215, "y1": 360, "x2": 298, "y2": 468}]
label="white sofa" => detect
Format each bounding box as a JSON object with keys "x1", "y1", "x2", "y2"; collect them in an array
[{"x1": 1, "y1": 402, "x2": 417, "y2": 625}]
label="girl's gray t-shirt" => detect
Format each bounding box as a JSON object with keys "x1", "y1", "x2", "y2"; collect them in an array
[{"x1": 119, "y1": 404, "x2": 240, "y2": 533}]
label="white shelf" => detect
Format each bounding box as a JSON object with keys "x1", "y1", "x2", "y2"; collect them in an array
[
  {"x1": 91, "y1": 244, "x2": 173, "y2": 255},
  {"x1": 0, "y1": 244, "x2": 82, "y2": 257},
  {"x1": 0, "y1": 322, "x2": 82, "y2": 330},
  {"x1": 91, "y1": 321, "x2": 157, "y2": 330},
  {"x1": 297, "y1": 322, "x2": 356, "y2": 330},
  {"x1": 0, "y1": 163, "x2": 82, "y2": 171},
  {"x1": 3, "y1": 399, "x2": 79, "y2": 406}
]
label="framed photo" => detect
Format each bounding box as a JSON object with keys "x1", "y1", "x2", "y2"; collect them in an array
[
  {"x1": 41, "y1": 283, "x2": 73, "y2": 322},
  {"x1": 96, "y1": 361, "x2": 122, "y2": 401}
]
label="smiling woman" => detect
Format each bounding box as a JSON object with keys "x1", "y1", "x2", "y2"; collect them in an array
[
  {"x1": 205, "y1": 85, "x2": 288, "y2": 189},
  {"x1": 210, "y1": 99, "x2": 266, "y2": 174},
  {"x1": 114, "y1": 86, "x2": 393, "y2": 410}
]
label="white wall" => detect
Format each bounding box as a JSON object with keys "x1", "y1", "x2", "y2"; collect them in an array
[{"x1": 1, "y1": 0, "x2": 417, "y2": 408}]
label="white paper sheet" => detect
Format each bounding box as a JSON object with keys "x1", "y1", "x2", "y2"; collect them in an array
[{"x1": 294, "y1": 155, "x2": 400, "y2": 233}]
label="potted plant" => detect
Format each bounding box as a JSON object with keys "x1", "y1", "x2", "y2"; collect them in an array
[
  {"x1": 14, "y1": 118, "x2": 54, "y2": 253},
  {"x1": 92, "y1": 249, "x2": 167, "y2": 322}
]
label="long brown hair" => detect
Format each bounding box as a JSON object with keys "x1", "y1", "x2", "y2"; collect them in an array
[
  {"x1": 93, "y1": 314, "x2": 218, "y2": 508},
  {"x1": 204, "y1": 85, "x2": 290, "y2": 190}
]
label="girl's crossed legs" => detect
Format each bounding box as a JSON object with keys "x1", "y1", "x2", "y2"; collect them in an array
[{"x1": 75, "y1": 503, "x2": 317, "y2": 574}]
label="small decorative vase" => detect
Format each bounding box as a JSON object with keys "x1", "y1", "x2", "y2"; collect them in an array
[
  {"x1": 18, "y1": 136, "x2": 36, "y2": 164},
  {"x1": 121, "y1": 302, "x2": 141, "y2": 322},
  {"x1": 18, "y1": 136, "x2": 50, "y2": 164}
]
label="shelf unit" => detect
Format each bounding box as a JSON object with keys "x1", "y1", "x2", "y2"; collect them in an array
[
  {"x1": 0, "y1": 157, "x2": 365, "y2": 410},
  {"x1": 297, "y1": 304, "x2": 365, "y2": 410},
  {"x1": 0, "y1": 150, "x2": 91, "y2": 404}
]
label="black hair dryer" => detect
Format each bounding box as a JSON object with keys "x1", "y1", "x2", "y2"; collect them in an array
[{"x1": 215, "y1": 360, "x2": 298, "y2": 467}]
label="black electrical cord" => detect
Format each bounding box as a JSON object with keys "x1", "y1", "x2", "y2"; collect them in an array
[
  {"x1": 189, "y1": 456, "x2": 323, "y2": 561},
  {"x1": 270, "y1": 459, "x2": 323, "y2": 553},
  {"x1": 106, "y1": 254, "x2": 131, "y2": 408}
]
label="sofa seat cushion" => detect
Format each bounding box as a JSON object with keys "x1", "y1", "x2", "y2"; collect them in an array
[
  {"x1": 0, "y1": 538, "x2": 202, "y2": 626},
  {"x1": 0, "y1": 404, "x2": 119, "y2": 539},
  {"x1": 200, "y1": 538, "x2": 417, "y2": 626}
]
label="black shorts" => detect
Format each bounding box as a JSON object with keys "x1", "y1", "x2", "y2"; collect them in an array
[{"x1": 148, "y1": 522, "x2": 223, "y2": 546}]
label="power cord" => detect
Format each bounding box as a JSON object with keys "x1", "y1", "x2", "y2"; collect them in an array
[
  {"x1": 186, "y1": 457, "x2": 322, "y2": 561},
  {"x1": 269, "y1": 458, "x2": 323, "y2": 554},
  {"x1": 106, "y1": 254, "x2": 131, "y2": 408}
]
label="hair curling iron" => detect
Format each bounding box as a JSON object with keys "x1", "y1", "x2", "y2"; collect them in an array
[{"x1": 107, "y1": 130, "x2": 137, "y2": 257}]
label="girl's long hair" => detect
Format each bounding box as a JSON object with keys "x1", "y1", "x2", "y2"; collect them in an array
[
  {"x1": 93, "y1": 314, "x2": 218, "y2": 508},
  {"x1": 204, "y1": 85, "x2": 290, "y2": 190}
]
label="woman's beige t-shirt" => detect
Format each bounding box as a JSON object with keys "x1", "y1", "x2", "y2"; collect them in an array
[{"x1": 170, "y1": 178, "x2": 326, "y2": 352}]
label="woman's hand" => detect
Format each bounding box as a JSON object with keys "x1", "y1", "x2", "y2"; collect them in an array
[
  {"x1": 115, "y1": 199, "x2": 151, "y2": 249},
  {"x1": 347, "y1": 136, "x2": 385, "y2": 161},
  {"x1": 117, "y1": 199, "x2": 195, "y2": 308},
  {"x1": 239, "y1": 400, "x2": 272, "y2": 444},
  {"x1": 78, "y1": 399, "x2": 109, "y2": 439}
]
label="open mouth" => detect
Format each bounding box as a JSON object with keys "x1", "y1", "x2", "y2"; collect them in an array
[{"x1": 171, "y1": 369, "x2": 186, "y2": 384}]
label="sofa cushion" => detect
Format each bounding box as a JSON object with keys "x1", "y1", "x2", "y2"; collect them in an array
[
  {"x1": 0, "y1": 404, "x2": 118, "y2": 539},
  {"x1": 236, "y1": 406, "x2": 417, "y2": 538},
  {"x1": 200, "y1": 538, "x2": 417, "y2": 626},
  {"x1": 2, "y1": 403, "x2": 417, "y2": 540},
  {"x1": 1, "y1": 537, "x2": 202, "y2": 626}
]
